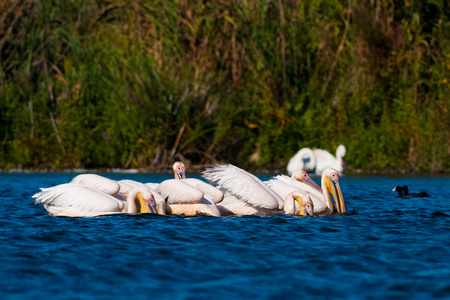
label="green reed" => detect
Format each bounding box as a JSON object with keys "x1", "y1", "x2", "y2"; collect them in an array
[{"x1": 0, "y1": 0, "x2": 449, "y2": 172}]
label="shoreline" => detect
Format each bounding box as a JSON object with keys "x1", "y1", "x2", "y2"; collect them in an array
[{"x1": 1, "y1": 165, "x2": 449, "y2": 176}]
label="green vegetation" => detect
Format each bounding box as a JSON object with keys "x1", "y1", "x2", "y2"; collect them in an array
[{"x1": 1, "y1": 0, "x2": 449, "y2": 172}]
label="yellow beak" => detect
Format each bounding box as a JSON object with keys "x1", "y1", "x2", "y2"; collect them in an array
[
  {"x1": 327, "y1": 179, "x2": 346, "y2": 213},
  {"x1": 294, "y1": 196, "x2": 314, "y2": 217},
  {"x1": 136, "y1": 193, "x2": 158, "y2": 214}
]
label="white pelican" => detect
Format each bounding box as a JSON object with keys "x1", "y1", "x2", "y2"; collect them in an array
[
  {"x1": 267, "y1": 168, "x2": 346, "y2": 215},
  {"x1": 171, "y1": 162, "x2": 223, "y2": 204},
  {"x1": 142, "y1": 162, "x2": 223, "y2": 217},
  {"x1": 283, "y1": 191, "x2": 314, "y2": 216},
  {"x1": 33, "y1": 184, "x2": 160, "y2": 217},
  {"x1": 202, "y1": 164, "x2": 287, "y2": 216},
  {"x1": 70, "y1": 174, "x2": 166, "y2": 214},
  {"x1": 287, "y1": 147, "x2": 316, "y2": 175},
  {"x1": 156, "y1": 179, "x2": 221, "y2": 216},
  {"x1": 313, "y1": 145, "x2": 346, "y2": 175}
]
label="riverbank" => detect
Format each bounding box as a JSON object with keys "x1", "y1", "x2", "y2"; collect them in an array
[{"x1": 2, "y1": 165, "x2": 449, "y2": 176}]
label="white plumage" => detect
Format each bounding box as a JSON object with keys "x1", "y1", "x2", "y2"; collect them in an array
[
  {"x1": 156, "y1": 179, "x2": 204, "y2": 204},
  {"x1": 33, "y1": 183, "x2": 160, "y2": 217},
  {"x1": 313, "y1": 145, "x2": 346, "y2": 175},
  {"x1": 283, "y1": 191, "x2": 314, "y2": 216},
  {"x1": 287, "y1": 145, "x2": 346, "y2": 175},
  {"x1": 70, "y1": 174, "x2": 121, "y2": 195},
  {"x1": 287, "y1": 148, "x2": 316, "y2": 175},
  {"x1": 202, "y1": 164, "x2": 285, "y2": 216},
  {"x1": 267, "y1": 168, "x2": 346, "y2": 215}
]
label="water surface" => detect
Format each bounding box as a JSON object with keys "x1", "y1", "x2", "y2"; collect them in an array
[{"x1": 1, "y1": 172, "x2": 449, "y2": 299}]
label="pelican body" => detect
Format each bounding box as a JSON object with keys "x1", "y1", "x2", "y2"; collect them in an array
[
  {"x1": 202, "y1": 164, "x2": 304, "y2": 216},
  {"x1": 70, "y1": 174, "x2": 166, "y2": 215},
  {"x1": 33, "y1": 184, "x2": 159, "y2": 217},
  {"x1": 287, "y1": 145, "x2": 346, "y2": 176},
  {"x1": 149, "y1": 162, "x2": 223, "y2": 217},
  {"x1": 313, "y1": 145, "x2": 346, "y2": 175},
  {"x1": 287, "y1": 148, "x2": 316, "y2": 175},
  {"x1": 267, "y1": 168, "x2": 346, "y2": 215}
]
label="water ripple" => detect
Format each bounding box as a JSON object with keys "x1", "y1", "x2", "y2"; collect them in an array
[{"x1": 0, "y1": 173, "x2": 449, "y2": 299}]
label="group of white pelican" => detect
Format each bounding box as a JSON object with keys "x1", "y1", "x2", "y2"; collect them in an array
[
  {"x1": 33, "y1": 162, "x2": 346, "y2": 218},
  {"x1": 287, "y1": 145, "x2": 346, "y2": 176}
]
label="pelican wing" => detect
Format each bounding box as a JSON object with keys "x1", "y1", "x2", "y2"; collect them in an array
[
  {"x1": 156, "y1": 179, "x2": 204, "y2": 204},
  {"x1": 182, "y1": 178, "x2": 224, "y2": 204},
  {"x1": 202, "y1": 164, "x2": 280, "y2": 210},
  {"x1": 33, "y1": 183, "x2": 124, "y2": 212},
  {"x1": 265, "y1": 179, "x2": 300, "y2": 200},
  {"x1": 70, "y1": 174, "x2": 120, "y2": 195}
]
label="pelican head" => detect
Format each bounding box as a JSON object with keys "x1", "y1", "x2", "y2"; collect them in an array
[
  {"x1": 299, "y1": 195, "x2": 314, "y2": 217},
  {"x1": 322, "y1": 168, "x2": 346, "y2": 213},
  {"x1": 134, "y1": 191, "x2": 159, "y2": 214},
  {"x1": 337, "y1": 145, "x2": 346, "y2": 167},
  {"x1": 173, "y1": 162, "x2": 186, "y2": 179},
  {"x1": 288, "y1": 191, "x2": 314, "y2": 216},
  {"x1": 291, "y1": 170, "x2": 322, "y2": 192}
]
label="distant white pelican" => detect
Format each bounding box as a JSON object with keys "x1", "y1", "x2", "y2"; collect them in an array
[
  {"x1": 33, "y1": 184, "x2": 160, "y2": 217},
  {"x1": 267, "y1": 168, "x2": 346, "y2": 215},
  {"x1": 286, "y1": 147, "x2": 316, "y2": 175},
  {"x1": 313, "y1": 145, "x2": 346, "y2": 175},
  {"x1": 287, "y1": 145, "x2": 346, "y2": 175},
  {"x1": 202, "y1": 164, "x2": 287, "y2": 216}
]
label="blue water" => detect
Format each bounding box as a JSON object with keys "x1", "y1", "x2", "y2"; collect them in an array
[{"x1": 1, "y1": 172, "x2": 449, "y2": 299}]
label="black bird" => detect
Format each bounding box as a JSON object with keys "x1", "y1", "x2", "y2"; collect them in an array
[
  {"x1": 402, "y1": 185, "x2": 430, "y2": 197},
  {"x1": 392, "y1": 185, "x2": 430, "y2": 198}
]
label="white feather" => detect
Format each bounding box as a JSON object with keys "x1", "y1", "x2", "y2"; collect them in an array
[
  {"x1": 182, "y1": 178, "x2": 223, "y2": 204},
  {"x1": 266, "y1": 179, "x2": 328, "y2": 213},
  {"x1": 156, "y1": 179, "x2": 204, "y2": 204},
  {"x1": 33, "y1": 183, "x2": 124, "y2": 212},
  {"x1": 70, "y1": 174, "x2": 120, "y2": 195},
  {"x1": 202, "y1": 164, "x2": 282, "y2": 210}
]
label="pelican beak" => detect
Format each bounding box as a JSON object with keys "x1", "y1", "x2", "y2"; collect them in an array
[
  {"x1": 146, "y1": 196, "x2": 159, "y2": 214},
  {"x1": 173, "y1": 162, "x2": 187, "y2": 179},
  {"x1": 303, "y1": 176, "x2": 322, "y2": 192},
  {"x1": 327, "y1": 178, "x2": 346, "y2": 213},
  {"x1": 295, "y1": 196, "x2": 314, "y2": 217},
  {"x1": 136, "y1": 193, "x2": 158, "y2": 214},
  {"x1": 176, "y1": 171, "x2": 186, "y2": 179}
]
